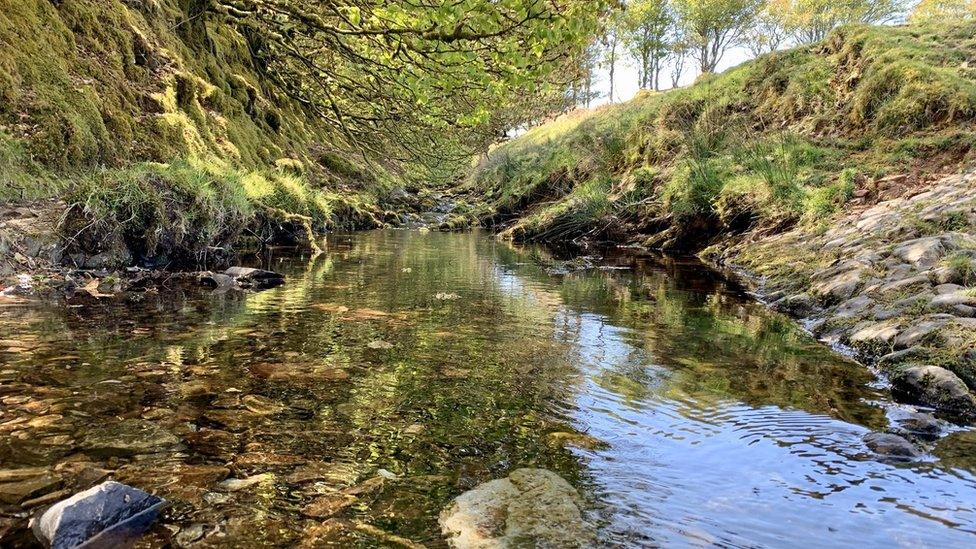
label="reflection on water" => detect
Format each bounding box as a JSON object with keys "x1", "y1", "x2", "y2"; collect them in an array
[{"x1": 1, "y1": 230, "x2": 975, "y2": 547}]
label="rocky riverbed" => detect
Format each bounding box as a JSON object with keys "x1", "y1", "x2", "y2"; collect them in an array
[{"x1": 711, "y1": 169, "x2": 976, "y2": 420}]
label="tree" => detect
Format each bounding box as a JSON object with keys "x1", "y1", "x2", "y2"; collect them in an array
[
  {"x1": 602, "y1": 13, "x2": 623, "y2": 103},
  {"x1": 771, "y1": 0, "x2": 905, "y2": 44},
  {"x1": 910, "y1": 0, "x2": 976, "y2": 23},
  {"x1": 669, "y1": 36, "x2": 691, "y2": 88},
  {"x1": 672, "y1": 0, "x2": 763, "y2": 74},
  {"x1": 213, "y1": 0, "x2": 610, "y2": 161},
  {"x1": 744, "y1": 5, "x2": 789, "y2": 57},
  {"x1": 620, "y1": 0, "x2": 675, "y2": 91}
]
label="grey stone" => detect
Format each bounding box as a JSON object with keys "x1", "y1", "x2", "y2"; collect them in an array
[
  {"x1": 893, "y1": 317, "x2": 951, "y2": 349},
  {"x1": 893, "y1": 237, "x2": 945, "y2": 268},
  {"x1": 934, "y1": 283, "x2": 965, "y2": 295},
  {"x1": 833, "y1": 295, "x2": 874, "y2": 319},
  {"x1": 954, "y1": 304, "x2": 976, "y2": 317},
  {"x1": 811, "y1": 267, "x2": 865, "y2": 303},
  {"x1": 774, "y1": 293, "x2": 817, "y2": 317},
  {"x1": 930, "y1": 292, "x2": 976, "y2": 309},
  {"x1": 31, "y1": 481, "x2": 164, "y2": 549},
  {"x1": 876, "y1": 275, "x2": 931, "y2": 295},
  {"x1": 931, "y1": 266, "x2": 963, "y2": 285},
  {"x1": 897, "y1": 412, "x2": 942, "y2": 441},
  {"x1": 890, "y1": 365, "x2": 976, "y2": 417},
  {"x1": 849, "y1": 321, "x2": 900, "y2": 347},
  {"x1": 199, "y1": 271, "x2": 236, "y2": 289},
  {"x1": 863, "y1": 432, "x2": 920, "y2": 459},
  {"x1": 439, "y1": 468, "x2": 595, "y2": 549},
  {"x1": 224, "y1": 267, "x2": 285, "y2": 289},
  {"x1": 878, "y1": 347, "x2": 930, "y2": 368}
]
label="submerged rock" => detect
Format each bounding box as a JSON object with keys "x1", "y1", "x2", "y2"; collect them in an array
[
  {"x1": 863, "y1": 432, "x2": 919, "y2": 459},
  {"x1": 224, "y1": 267, "x2": 284, "y2": 289},
  {"x1": 302, "y1": 493, "x2": 357, "y2": 518},
  {"x1": 81, "y1": 419, "x2": 180, "y2": 457},
  {"x1": 198, "y1": 271, "x2": 236, "y2": 290},
  {"x1": 896, "y1": 412, "x2": 943, "y2": 441},
  {"x1": 439, "y1": 468, "x2": 595, "y2": 548},
  {"x1": 31, "y1": 481, "x2": 165, "y2": 549},
  {"x1": 890, "y1": 365, "x2": 976, "y2": 418},
  {"x1": 0, "y1": 473, "x2": 60, "y2": 505},
  {"x1": 218, "y1": 473, "x2": 274, "y2": 492}
]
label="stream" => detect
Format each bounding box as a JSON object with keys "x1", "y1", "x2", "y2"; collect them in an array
[{"x1": 2, "y1": 230, "x2": 976, "y2": 547}]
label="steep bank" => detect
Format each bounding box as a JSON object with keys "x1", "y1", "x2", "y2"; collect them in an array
[
  {"x1": 0, "y1": 0, "x2": 392, "y2": 276},
  {"x1": 463, "y1": 22, "x2": 976, "y2": 419},
  {"x1": 710, "y1": 171, "x2": 976, "y2": 420}
]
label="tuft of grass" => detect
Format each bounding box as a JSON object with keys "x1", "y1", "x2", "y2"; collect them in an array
[
  {"x1": 62, "y1": 158, "x2": 378, "y2": 266},
  {"x1": 945, "y1": 252, "x2": 976, "y2": 286}
]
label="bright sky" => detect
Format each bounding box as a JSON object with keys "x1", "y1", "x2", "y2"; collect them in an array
[{"x1": 591, "y1": 45, "x2": 754, "y2": 105}]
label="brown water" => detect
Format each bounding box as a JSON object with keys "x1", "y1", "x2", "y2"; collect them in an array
[{"x1": 2, "y1": 230, "x2": 976, "y2": 547}]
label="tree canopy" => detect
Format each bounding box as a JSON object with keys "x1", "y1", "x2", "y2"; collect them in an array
[
  {"x1": 215, "y1": 0, "x2": 610, "y2": 162},
  {"x1": 910, "y1": 0, "x2": 976, "y2": 23}
]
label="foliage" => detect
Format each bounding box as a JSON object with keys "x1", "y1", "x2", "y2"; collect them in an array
[
  {"x1": 619, "y1": 0, "x2": 676, "y2": 90},
  {"x1": 769, "y1": 0, "x2": 905, "y2": 44},
  {"x1": 910, "y1": 0, "x2": 976, "y2": 23},
  {"x1": 216, "y1": 0, "x2": 611, "y2": 160},
  {"x1": 672, "y1": 0, "x2": 764, "y2": 73}
]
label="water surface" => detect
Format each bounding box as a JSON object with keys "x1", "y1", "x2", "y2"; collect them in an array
[{"x1": 1, "y1": 230, "x2": 975, "y2": 547}]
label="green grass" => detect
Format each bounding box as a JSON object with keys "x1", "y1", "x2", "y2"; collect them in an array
[
  {"x1": 62, "y1": 158, "x2": 382, "y2": 265},
  {"x1": 468, "y1": 22, "x2": 976, "y2": 247}
]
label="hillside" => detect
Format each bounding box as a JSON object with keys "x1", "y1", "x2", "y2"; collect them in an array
[
  {"x1": 466, "y1": 22, "x2": 976, "y2": 249},
  {"x1": 0, "y1": 0, "x2": 390, "y2": 272}
]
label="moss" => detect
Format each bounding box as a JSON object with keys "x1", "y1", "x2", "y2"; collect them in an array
[{"x1": 1, "y1": 0, "x2": 393, "y2": 265}]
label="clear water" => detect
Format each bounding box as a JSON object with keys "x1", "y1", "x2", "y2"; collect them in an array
[{"x1": 1, "y1": 230, "x2": 975, "y2": 547}]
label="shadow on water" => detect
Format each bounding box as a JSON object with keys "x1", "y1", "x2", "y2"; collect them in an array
[{"x1": 1, "y1": 230, "x2": 975, "y2": 547}]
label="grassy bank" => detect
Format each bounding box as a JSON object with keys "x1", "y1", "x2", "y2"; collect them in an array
[
  {"x1": 0, "y1": 0, "x2": 392, "y2": 269},
  {"x1": 466, "y1": 22, "x2": 976, "y2": 249}
]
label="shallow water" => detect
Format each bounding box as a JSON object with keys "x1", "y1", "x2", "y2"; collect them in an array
[{"x1": 2, "y1": 230, "x2": 976, "y2": 547}]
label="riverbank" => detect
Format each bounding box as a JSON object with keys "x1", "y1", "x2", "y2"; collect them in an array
[
  {"x1": 462, "y1": 22, "x2": 976, "y2": 421},
  {"x1": 708, "y1": 169, "x2": 976, "y2": 420}
]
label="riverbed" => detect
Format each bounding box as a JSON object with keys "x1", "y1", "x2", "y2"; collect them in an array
[{"x1": 2, "y1": 230, "x2": 975, "y2": 547}]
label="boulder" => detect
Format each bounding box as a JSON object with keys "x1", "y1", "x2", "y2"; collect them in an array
[
  {"x1": 893, "y1": 236, "x2": 946, "y2": 268},
  {"x1": 198, "y1": 271, "x2": 236, "y2": 289},
  {"x1": 930, "y1": 292, "x2": 976, "y2": 310},
  {"x1": 896, "y1": 412, "x2": 942, "y2": 441},
  {"x1": 773, "y1": 293, "x2": 818, "y2": 317},
  {"x1": 849, "y1": 321, "x2": 900, "y2": 347},
  {"x1": 31, "y1": 481, "x2": 165, "y2": 549},
  {"x1": 890, "y1": 365, "x2": 976, "y2": 418},
  {"x1": 832, "y1": 295, "x2": 873, "y2": 319},
  {"x1": 811, "y1": 267, "x2": 865, "y2": 303},
  {"x1": 224, "y1": 267, "x2": 284, "y2": 289},
  {"x1": 893, "y1": 316, "x2": 951, "y2": 349},
  {"x1": 439, "y1": 468, "x2": 595, "y2": 548},
  {"x1": 863, "y1": 432, "x2": 919, "y2": 459}
]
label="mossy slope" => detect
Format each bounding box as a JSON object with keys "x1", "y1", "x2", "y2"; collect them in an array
[
  {"x1": 0, "y1": 0, "x2": 389, "y2": 267},
  {"x1": 467, "y1": 23, "x2": 976, "y2": 250}
]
